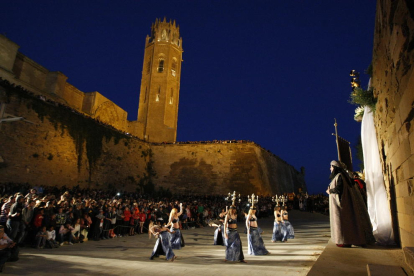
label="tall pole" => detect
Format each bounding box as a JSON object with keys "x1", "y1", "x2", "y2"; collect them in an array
[
  {"x1": 0, "y1": 103, "x2": 6, "y2": 131},
  {"x1": 334, "y1": 118, "x2": 341, "y2": 162}
]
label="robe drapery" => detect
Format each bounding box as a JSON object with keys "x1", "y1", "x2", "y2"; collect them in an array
[{"x1": 329, "y1": 172, "x2": 375, "y2": 245}]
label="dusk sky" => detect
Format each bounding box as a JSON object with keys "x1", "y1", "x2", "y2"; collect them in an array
[{"x1": 2, "y1": 1, "x2": 376, "y2": 194}]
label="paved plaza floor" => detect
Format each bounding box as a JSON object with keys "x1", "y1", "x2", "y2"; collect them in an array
[{"x1": 2, "y1": 210, "x2": 331, "y2": 275}]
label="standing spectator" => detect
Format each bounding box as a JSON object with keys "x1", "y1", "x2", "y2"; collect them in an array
[
  {"x1": 0, "y1": 196, "x2": 15, "y2": 228},
  {"x1": 103, "y1": 207, "x2": 113, "y2": 239},
  {"x1": 108, "y1": 208, "x2": 117, "y2": 238},
  {"x1": 197, "y1": 204, "x2": 204, "y2": 218},
  {"x1": 33, "y1": 209, "x2": 44, "y2": 230},
  {"x1": 92, "y1": 209, "x2": 105, "y2": 241},
  {"x1": 7, "y1": 195, "x2": 24, "y2": 241},
  {"x1": 115, "y1": 205, "x2": 124, "y2": 237},
  {"x1": 24, "y1": 189, "x2": 37, "y2": 201},
  {"x1": 19, "y1": 199, "x2": 35, "y2": 246},
  {"x1": 131, "y1": 205, "x2": 139, "y2": 236},
  {"x1": 138, "y1": 211, "x2": 146, "y2": 234},
  {"x1": 123, "y1": 207, "x2": 131, "y2": 236},
  {"x1": 55, "y1": 208, "x2": 66, "y2": 233}
]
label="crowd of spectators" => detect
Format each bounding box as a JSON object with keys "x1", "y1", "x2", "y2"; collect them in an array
[
  {"x1": 295, "y1": 194, "x2": 329, "y2": 214},
  {"x1": 0, "y1": 183, "x2": 328, "y2": 244},
  {"x1": 0, "y1": 181, "x2": 330, "y2": 272}
]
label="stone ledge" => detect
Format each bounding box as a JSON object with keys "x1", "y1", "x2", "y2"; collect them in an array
[
  {"x1": 367, "y1": 264, "x2": 406, "y2": 276},
  {"x1": 404, "y1": 247, "x2": 414, "y2": 273}
]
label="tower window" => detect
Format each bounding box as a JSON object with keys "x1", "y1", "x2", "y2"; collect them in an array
[
  {"x1": 144, "y1": 87, "x2": 147, "y2": 103},
  {"x1": 171, "y1": 59, "x2": 177, "y2": 77},
  {"x1": 169, "y1": 88, "x2": 173, "y2": 104},
  {"x1": 156, "y1": 87, "x2": 161, "y2": 102},
  {"x1": 158, "y1": 59, "x2": 164, "y2": 73}
]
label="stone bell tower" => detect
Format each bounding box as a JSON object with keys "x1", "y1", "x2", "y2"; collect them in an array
[{"x1": 137, "y1": 18, "x2": 183, "y2": 143}]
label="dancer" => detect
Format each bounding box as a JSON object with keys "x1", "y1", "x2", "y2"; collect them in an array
[
  {"x1": 281, "y1": 206, "x2": 294, "y2": 241},
  {"x1": 212, "y1": 207, "x2": 227, "y2": 246},
  {"x1": 246, "y1": 206, "x2": 268, "y2": 255},
  {"x1": 168, "y1": 203, "x2": 185, "y2": 249},
  {"x1": 224, "y1": 192, "x2": 246, "y2": 263},
  {"x1": 271, "y1": 205, "x2": 285, "y2": 242},
  {"x1": 149, "y1": 224, "x2": 176, "y2": 261}
]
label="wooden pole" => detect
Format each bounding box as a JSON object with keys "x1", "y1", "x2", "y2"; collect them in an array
[{"x1": 334, "y1": 118, "x2": 341, "y2": 162}]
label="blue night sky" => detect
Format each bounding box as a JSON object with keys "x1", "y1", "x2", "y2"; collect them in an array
[{"x1": 2, "y1": 1, "x2": 376, "y2": 194}]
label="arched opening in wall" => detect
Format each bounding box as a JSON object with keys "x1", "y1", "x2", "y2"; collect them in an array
[
  {"x1": 171, "y1": 58, "x2": 177, "y2": 77},
  {"x1": 94, "y1": 101, "x2": 120, "y2": 127},
  {"x1": 169, "y1": 88, "x2": 173, "y2": 104},
  {"x1": 161, "y1": 29, "x2": 167, "y2": 41},
  {"x1": 158, "y1": 59, "x2": 164, "y2": 73},
  {"x1": 156, "y1": 86, "x2": 161, "y2": 102}
]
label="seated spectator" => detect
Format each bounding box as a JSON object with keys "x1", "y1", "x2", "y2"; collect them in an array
[
  {"x1": 46, "y1": 226, "x2": 59, "y2": 248},
  {"x1": 35, "y1": 226, "x2": 47, "y2": 249},
  {"x1": 0, "y1": 225, "x2": 19, "y2": 273},
  {"x1": 71, "y1": 219, "x2": 81, "y2": 243},
  {"x1": 59, "y1": 223, "x2": 74, "y2": 246},
  {"x1": 79, "y1": 219, "x2": 89, "y2": 242}
]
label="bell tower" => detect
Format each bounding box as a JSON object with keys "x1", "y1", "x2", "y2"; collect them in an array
[{"x1": 137, "y1": 18, "x2": 183, "y2": 143}]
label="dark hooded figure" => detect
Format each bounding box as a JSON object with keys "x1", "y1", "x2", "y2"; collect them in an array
[{"x1": 326, "y1": 160, "x2": 375, "y2": 247}]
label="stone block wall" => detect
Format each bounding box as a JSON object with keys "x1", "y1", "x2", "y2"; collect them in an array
[
  {"x1": 0, "y1": 34, "x2": 134, "y2": 138},
  {"x1": 0, "y1": 85, "x2": 305, "y2": 196},
  {"x1": 0, "y1": 88, "x2": 149, "y2": 191},
  {"x1": 371, "y1": 0, "x2": 414, "y2": 249},
  {"x1": 151, "y1": 143, "x2": 305, "y2": 195}
]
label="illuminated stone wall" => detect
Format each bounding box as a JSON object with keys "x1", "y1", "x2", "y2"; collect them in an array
[
  {"x1": 151, "y1": 143, "x2": 305, "y2": 195},
  {"x1": 371, "y1": 0, "x2": 414, "y2": 252},
  {"x1": 0, "y1": 89, "x2": 305, "y2": 195},
  {"x1": 0, "y1": 34, "x2": 134, "y2": 137},
  {"x1": 0, "y1": 91, "x2": 149, "y2": 190}
]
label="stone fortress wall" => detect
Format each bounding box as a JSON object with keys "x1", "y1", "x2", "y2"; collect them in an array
[
  {"x1": 0, "y1": 34, "x2": 137, "y2": 135},
  {"x1": 0, "y1": 31, "x2": 306, "y2": 195},
  {"x1": 371, "y1": 0, "x2": 414, "y2": 262},
  {"x1": 151, "y1": 142, "x2": 304, "y2": 195},
  {"x1": 0, "y1": 88, "x2": 305, "y2": 195}
]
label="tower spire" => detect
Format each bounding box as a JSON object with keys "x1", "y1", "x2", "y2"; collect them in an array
[{"x1": 136, "y1": 19, "x2": 183, "y2": 143}]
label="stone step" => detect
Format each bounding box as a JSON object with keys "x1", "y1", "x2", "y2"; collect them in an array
[{"x1": 367, "y1": 264, "x2": 407, "y2": 276}]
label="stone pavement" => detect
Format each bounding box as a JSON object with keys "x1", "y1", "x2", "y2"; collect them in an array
[
  {"x1": 2, "y1": 211, "x2": 412, "y2": 276},
  {"x1": 308, "y1": 236, "x2": 414, "y2": 276}
]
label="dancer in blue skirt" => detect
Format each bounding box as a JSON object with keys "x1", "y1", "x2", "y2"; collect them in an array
[
  {"x1": 281, "y1": 206, "x2": 294, "y2": 241},
  {"x1": 168, "y1": 203, "x2": 185, "y2": 249},
  {"x1": 272, "y1": 205, "x2": 286, "y2": 242},
  {"x1": 224, "y1": 204, "x2": 246, "y2": 263},
  {"x1": 150, "y1": 225, "x2": 176, "y2": 261},
  {"x1": 246, "y1": 206, "x2": 269, "y2": 255}
]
